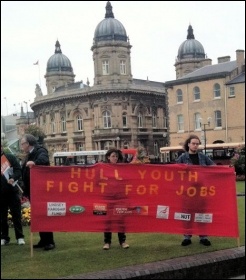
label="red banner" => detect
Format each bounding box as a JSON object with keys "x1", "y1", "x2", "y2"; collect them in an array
[{"x1": 30, "y1": 163, "x2": 239, "y2": 237}]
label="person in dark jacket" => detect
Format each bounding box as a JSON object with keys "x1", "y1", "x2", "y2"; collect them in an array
[
  {"x1": 21, "y1": 134, "x2": 55, "y2": 251},
  {"x1": 176, "y1": 134, "x2": 215, "y2": 247},
  {"x1": 1, "y1": 144, "x2": 25, "y2": 246}
]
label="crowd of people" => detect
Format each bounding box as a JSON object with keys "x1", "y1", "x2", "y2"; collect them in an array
[{"x1": 1, "y1": 134, "x2": 214, "y2": 250}]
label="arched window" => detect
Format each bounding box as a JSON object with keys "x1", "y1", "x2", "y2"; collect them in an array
[
  {"x1": 61, "y1": 116, "x2": 66, "y2": 132},
  {"x1": 51, "y1": 118, "x2": 55, "y2": 134},
  {"x1": 193, "y1": 86, "x2": 200, "y2": 101},
  {"x1": 103, "y1": 111, "x2": 111, "y2": 128},
  {"x1": 76, "y1": 115, "x2": 83, "y2": 131},
  {"x1": 138, "y1": 112, "x2": 143, "y2": 128},
  {"x1": 176, "y1": 89, "x2": 183, "y2": 103},
  {"x1": 152, "y1": 112, "x2": 157, "y2": 128},
  {"x1": 213, "y1": 83, "x2": 221, "y2": 98}
]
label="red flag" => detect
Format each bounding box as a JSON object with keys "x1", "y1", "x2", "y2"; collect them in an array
[{"x1": 33, "y1": 60, "x2": 39, "y2": 65}]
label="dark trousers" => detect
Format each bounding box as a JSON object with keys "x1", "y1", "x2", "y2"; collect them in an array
[
  {"x1": 104, "y1": 232, "x2": 126, "y2": 245},
  {"x1": 39, "y1": 232, "x2": 55, "y2": 245},
  {"x1": 1, "y1": 191, "x2": 24, "y2": 241}
]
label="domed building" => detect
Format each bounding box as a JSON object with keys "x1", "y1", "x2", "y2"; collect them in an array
[
  {"x1": 165, "y1": 24, "x2": 244, "y2": 149},
  {"x1": 29, "y1": 1, "x2": 168, "y2": 163},
  {"x1": 174, "y1": 25, "x2": 211, "y2": 78}
]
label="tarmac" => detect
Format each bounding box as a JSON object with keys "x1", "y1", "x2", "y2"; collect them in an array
[{"x1": 58, "y1": 245, "x2": 245, "y2": 279}]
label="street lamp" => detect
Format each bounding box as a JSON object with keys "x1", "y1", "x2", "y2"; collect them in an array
[
  {"x1": 199, "y1": 117, "x2": 211, "y2": 155},
  {"x1": 163, "y1": 132, "x2": 168, "y2": 146},
  {"x1": 23, "y1": 101, "x2": 29, "y2": 124}
]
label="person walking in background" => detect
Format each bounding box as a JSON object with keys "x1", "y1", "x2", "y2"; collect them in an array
[
  {"x1": 21, "y1": 134, "x2": 56, "y2": 251},
  {"x1": 1, "y1": 144, "x2": 25, "y2": 246},
  {"x1": 103, "y1": 148, "x2": 129, "y2": 250},
  {"x1": 176, "y1": 134, "x2": 215, "y2": 247}
]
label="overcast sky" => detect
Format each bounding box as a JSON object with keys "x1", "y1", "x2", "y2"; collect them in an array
[{"x1": 1, "y1": 1, "x2": 245, "y2": 116}]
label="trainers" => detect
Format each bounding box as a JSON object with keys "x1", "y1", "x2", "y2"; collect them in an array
[
  {"x1": 103, "y1": 243, "x2": 110, "y2": 250},
  {"x1": 181, "y1": 239, "x2": 192, "y2": 246},
  {"x1": 121, "y1": 242, "x2": 129, "y2": 249},
  {"x1": 1, "y1": 239, "x2": 9, "y2": 246},
  {"x1": 200, "y1": 239, "x2": 211, "y2": 246},
  {"x1": 17, "y1": 238, "x2": 25, "y2": 245}
]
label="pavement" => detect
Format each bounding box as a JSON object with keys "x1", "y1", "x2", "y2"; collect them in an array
[{"x1": 58, "y1": 245, "x2": 245, "y2": 279}]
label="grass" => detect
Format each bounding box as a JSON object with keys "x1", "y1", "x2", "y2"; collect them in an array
[{"x1": 1, "y1": 182, "x2": 245, "y2": 279}]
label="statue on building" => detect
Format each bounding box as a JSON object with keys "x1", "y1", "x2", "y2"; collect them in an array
[{"x1": 35, "y1": 84, "x2": 43, "y2": 97}]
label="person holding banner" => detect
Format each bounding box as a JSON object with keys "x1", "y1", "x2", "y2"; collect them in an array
[
  {"x1": 176, "y1": 134, "x2": 215, "y2": 247},
  {"x1": 1, "y1": 144, "x2": 25, "y2": 246},
  {"x1": 103, "y1": 148, "x2": 129, "y2": 250},
  {"x1": 21, "y1": 134, "x2": 56, "y2": 251}
]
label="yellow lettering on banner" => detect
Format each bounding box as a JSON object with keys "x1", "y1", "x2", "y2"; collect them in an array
[
  {"x1": 115, "y1": 169, "x2": 122, "y2": 180},
  {"x1": 84, "y1": 182, "x2": 93, "y2": 192},
  {"x1": 71, "y1": 168, "x2": 81, "y2": 179},
  {"x1": 189, "y1": 172, "x2": 198, "y2": 182},
  {"x1": 136, "y1": 185, "x2": 146, "y2": 195},
  {"x1": 178, "y1": 171, "x2": 198, "y2": 182},
  {"x1": 125, "y1": 184, "x2": 158, "y2": 195},
  {"x1": 85, "y1": 168, "x2": 95, "y2": 179},
  {"x1": 150, "y1": 184, "x2": 158, "y2": 194},
  {"x1": 99, "y1": 182, "x2": 108, "y2": 193},
  {"x1": 68, "y1": 182, "x2": 78, "y2": 192},
  {"x1": 209, "y1": 186, "x2": 215, "y2": 196},
  {"x1": 125, "y1": 185, "x2": 132, "y2": 195},
  {"x1": 164, "y1": 171, "x2": 174, "y2": 181},
  {"x1": 187, "y1": 186, "x2": 196, "y2": 197},
  {"x1": 138, "y1": 170, "x2": 146, "y2": 179},
  {"x1": 47, "y1": 181, "x2": 54, "y2": 191},
  {"x1": 176, "y1": 185, "x2": 216, "y2": 197},
  {"x1": 151, "y1": 170, "x2": 161, "y2": 180}
]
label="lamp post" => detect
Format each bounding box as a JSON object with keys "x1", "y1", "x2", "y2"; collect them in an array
[
  {"x1": 199, "y1": 117, "x2": 211, "y2": 155},
  {"x1": 23, "y1": 101, "x2": 29, "y2": 124}
]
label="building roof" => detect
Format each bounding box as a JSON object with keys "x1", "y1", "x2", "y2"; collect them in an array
[{"x1": 226, "y1": 71, "x2": 245, "y2": 85}]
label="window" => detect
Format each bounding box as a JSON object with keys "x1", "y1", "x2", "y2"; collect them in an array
[
  {"x1": 51, "y1": 118, "x2": 55, "y2": 134},
  {"x1": 61, "y1": 116, "x2": 66, "y2": 132},
  {"x1": 102, "y1": 60, "x2": 109, "y2": 75},
  {"x1": 103, "y1": 111, "x2": 111, "y2": 128},
  {"x1": 193, "y1": 87, "x2": 200, "y2": 101},
  {"x1": 122, "y1": 112, "x2": 127, "y2": 128},
  {"x1": 177, "y1": 114, "x2": 184, "y2": 131},
  {"x1": 152, "y1": 112, "x2": 157, "y2": 128},
  {"x1": 120, "y1": 60, "x2": 126, "y2": 75},
  {"x1": 229, "y1": 86, "x2": 235, "y2": 97},
  {"x1": 76, "y1": 115, "x2": 83, "y2": 131},
  {"x1": 138, "y1": 112, "x2": 143, "y2": 128},
  {"x1": 176, "y1": 89, "x2": 183, "y2": 103},
  {"x1": 194, "y1": 113, "x2": 201, "y2": 130},
  {"x1": 76, "y1": 143, "x2": 83, "y2": 151},
  {"x1": 214, "y1": 83, "x2": 221, "y2": 98},
  {"x1": 214, "y1": 110, "x2": 222, "y2": 127}
]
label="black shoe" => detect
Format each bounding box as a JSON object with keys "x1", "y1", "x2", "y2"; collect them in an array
[
  {"x1": 200, "y1": 239, "x2": 211, "y2": 246},
  {"x1": 33, "y1": 242, "x2": 45, "y2": 248},
  {"x1": 181, "y1": 239, "x2": 192, "y2": 246},
  {"x1": 44, "y1": 244, "x2": 55, "y2": 251}
]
